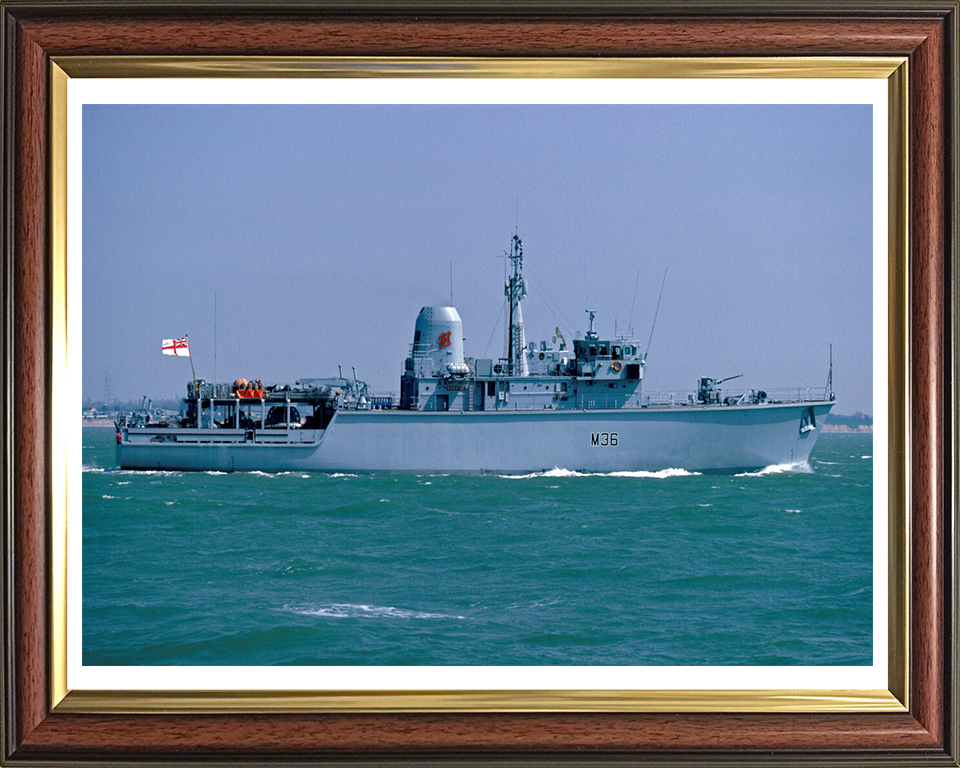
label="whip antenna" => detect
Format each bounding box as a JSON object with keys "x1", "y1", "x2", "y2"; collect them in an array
[
  {"x1": 627, "y1": 268, "x2": 641, "y2": 337},
  {"x1": 644, "y1": 268, "x2": 668, "y2": 362}
]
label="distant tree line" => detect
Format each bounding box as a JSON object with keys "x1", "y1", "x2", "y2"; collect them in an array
[
  {"x1": 828, "y1": 410, "x2": 873, "y2": 427},
  {"x1": 83, "y1": 396, "x2": 181, "y2": 413}
]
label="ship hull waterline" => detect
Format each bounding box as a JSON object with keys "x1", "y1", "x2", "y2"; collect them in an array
[{"x1": 117, "y1": 401, "x2": 834, "y2": 475}]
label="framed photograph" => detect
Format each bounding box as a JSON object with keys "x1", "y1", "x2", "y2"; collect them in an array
[{"x1": 2, "y1": 2, "x2": 957, "y2": 766}]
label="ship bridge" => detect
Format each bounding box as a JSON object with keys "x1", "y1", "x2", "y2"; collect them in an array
[{"x1": 398, "y1": 240, "x2": 646, "y2": 413}]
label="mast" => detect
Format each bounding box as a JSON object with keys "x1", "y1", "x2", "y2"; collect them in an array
[
  {"x1": 504, "y1": 232, "x2": 528, "y2": 376},
  {"x1": 826, "y1": 344, "x2": 834, "y2": 400}
]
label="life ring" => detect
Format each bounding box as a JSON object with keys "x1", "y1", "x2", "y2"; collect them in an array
[{"x1": 611, "y1": 361, "x2": 623, "y2": 372}]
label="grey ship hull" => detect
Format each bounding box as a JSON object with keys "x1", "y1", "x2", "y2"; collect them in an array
[{"x1": 117, "y1": 400, "x2": 833, "y2": 474}]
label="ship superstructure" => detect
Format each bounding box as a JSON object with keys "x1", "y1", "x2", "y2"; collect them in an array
[{"x1": 116, "y1": 232, "x2": 834, "y2": 474}]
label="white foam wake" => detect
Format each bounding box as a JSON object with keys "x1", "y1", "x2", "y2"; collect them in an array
[
  {"x1": 606, "y1": 468, "x2": 701, "y2": 479},
  {"x1": 285, "y1": 603, "x2": 464, "y2": 620},
  {"x1": 735, "y1": 461, "x2": 812, "y2": 477},
  {"x1": 117, "y1": 469, "x2": 183, "y2": 477},
  {"x1": 501, "y1": 467, "x2": 699, "y2": 479}
]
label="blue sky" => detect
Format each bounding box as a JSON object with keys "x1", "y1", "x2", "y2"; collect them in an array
[{"x1": 83, "y1": 103, "x2": 873, "y2": 413}]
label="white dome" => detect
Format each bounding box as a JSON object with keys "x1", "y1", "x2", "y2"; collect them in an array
[{"x1": 412, "y1": 306, "x2": 464, "y2": 367}]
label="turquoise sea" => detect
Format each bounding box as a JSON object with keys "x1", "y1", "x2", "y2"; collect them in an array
[{"x1": 82, "y1": 428, "x2": 873, "y2": 666}]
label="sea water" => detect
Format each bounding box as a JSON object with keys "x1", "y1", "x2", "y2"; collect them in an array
[{"x1": 81, "y1": 428, "x2": 872, "y2": 666}]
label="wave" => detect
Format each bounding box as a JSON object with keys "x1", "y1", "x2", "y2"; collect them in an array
[
  {"x1": 284, "y1": 603, "x2": 465, "y2": 620},
  {"x1": 735, "y1": 461, "x2": 812, "y2": 477},
  {"x1": 118, "y1": 469, "x2": 182, "y2": 477},
  {"x1": 842, "y1": 586, "x2": 871, "y2": 597},
  {"x1": 606, "y1": 468, "x2": 701, "y2": 479},
  {"x1": 85, "y1": 465, "x2": 185, "y2": 477},
  {"x1": 500, "y1": 467, "x2": 700, "y2": 480},
  {"x1": 500, "y1": 468, "x2": 582, "y2": 479},
  {"x1": 504, "y1": 597, "x2": 563, "y2": 611}
]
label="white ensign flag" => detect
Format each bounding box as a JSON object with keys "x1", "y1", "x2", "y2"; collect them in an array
[{"x1": 161, "y1": 337, "x2": 190, "y2": 357}]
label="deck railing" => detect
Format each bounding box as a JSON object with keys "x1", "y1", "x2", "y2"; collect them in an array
[
  {"x1": 355, "y1": 386, "x2": 832, "y2": 413},
  {"x1": 642, "y1": 387, "x2": 831, "y2": 408}
]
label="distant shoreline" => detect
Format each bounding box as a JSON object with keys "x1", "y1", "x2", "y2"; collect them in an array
[{"x1": 821, "y1": 424, "x2": 873, "y2": 433}]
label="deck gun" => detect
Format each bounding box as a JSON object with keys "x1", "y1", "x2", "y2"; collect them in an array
[{"x1": 697, "y1": 374, "x2": 743, "y2": 405}]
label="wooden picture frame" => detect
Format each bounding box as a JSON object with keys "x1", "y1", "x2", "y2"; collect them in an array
[{"x1": 2, "y1": 2, "x2": 957, "y2": 765}]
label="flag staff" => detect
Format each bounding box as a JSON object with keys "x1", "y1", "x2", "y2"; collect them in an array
[
  {"x1": 186, "y1": 335, "x2": 198, "y2": 393},
  {"x1": 162, "y1": 336, "x2": 198, "y2": 395}
]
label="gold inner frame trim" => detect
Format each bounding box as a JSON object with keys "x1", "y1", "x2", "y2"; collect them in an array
[
  {"x1": 54, "y1": 55, "x2": 904, "y2": 79},
  {"x1": 55, "y1": 688, "x2": 905, "y2": 715},
  {"x1": 50, "y1": 62, "x2": 69, "y2": 709},
  {"x1": 886, "y1": 62, "x2": 910, "y2": 710},
  {"x1": 50, "y1": 56, "x2": 909, "y2": 715}
]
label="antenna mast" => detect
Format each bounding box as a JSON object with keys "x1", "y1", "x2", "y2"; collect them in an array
[
  {"x1": 826, "y1": 344, "x2": 834, "y2": 400},
  {"x1": 214, "y1": 292, "x2": 217, "y2": 385},
  {"x1": 504, "y1": 232, "x2": 527, "y2": 376},
  {"x1": 644, "y1": 268, "x2": 668, "y2": 362},
  {"x1": 627, "y1": 268, "x2": 641, "y2": 337}
]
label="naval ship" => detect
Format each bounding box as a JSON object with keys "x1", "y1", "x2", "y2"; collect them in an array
[{"x1": 116, "y1": 233, "x2": 835, "y2": 474}]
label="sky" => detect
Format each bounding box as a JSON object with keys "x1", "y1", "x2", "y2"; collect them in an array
[{"x1": 82, "y1": 103, "x2": 873, "y2": 414}]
